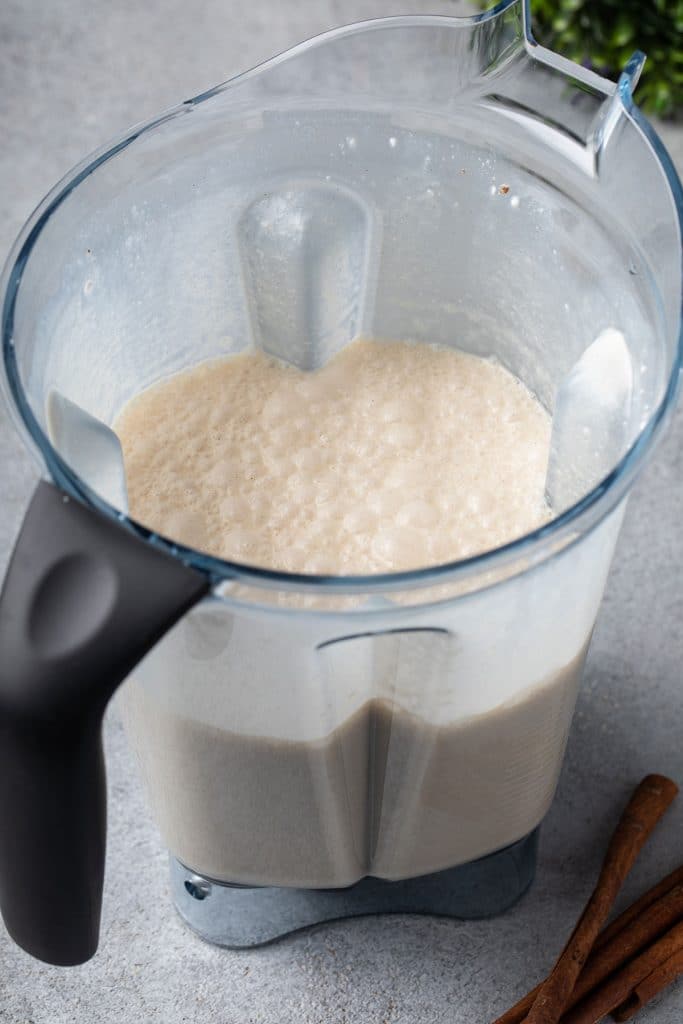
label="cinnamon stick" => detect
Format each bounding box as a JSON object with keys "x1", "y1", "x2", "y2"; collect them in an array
[
  {"x1": 596, "y1": 863, "x2": 683, "y2": 949},
  {"x1": 610, "y1": 946, "x2": 683, "y2": 1022},
  {"x1": 561, "y1": 920, "x2": 683, "y2": 1024},
  {"x1": 565, "y1": 883, "x2": 683, "y2": 1008},
  {"x1": 492, "y1": 879, "x2": 683, "y2": 1024},
  {"x1": 524, "y1": 774, "x2": 678, "y2": 1024}
]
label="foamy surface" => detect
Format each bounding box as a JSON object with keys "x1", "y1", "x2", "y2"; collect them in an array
[{"x1": 114, "y1": 338, "x2": 552, "y2": 573}]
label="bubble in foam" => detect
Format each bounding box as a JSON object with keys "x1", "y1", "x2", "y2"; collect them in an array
[
  {"x1": 293, "y1": 447, "x2": 324, "y2": 472},
  {"x1": 378, "y1": 399, "x2": 404, "y2": 424},
  {"x1": 368, "y1": 487, "x2": 406, "y2": 517},
  {"x1": 371, "y1": 525, "x2": 424, "y2": 568},
  {"x1": 163, "y1": 510, "x2": 208, "y2": 550},
  {"x1": 396, "y1": 499, "x2": 439, "y2": 528},
  {"x1": 384, "y1": 422, "x2": 419, "y2": 448},
  {"x1": 343, "y1": 507, "x2": 378, "y2": 534},
  {"x1": 219, "y1": 495, "x2": 249, "y2": 522},
  {"x1": 261, "y1": 392, "x2": 290, "y2": 426},
  {"x1": 222, "y1": 526, "x2": 252, "y2": 553},
  {"x1": 205, "y1": 461, "x2": 237, "y2": 490}
]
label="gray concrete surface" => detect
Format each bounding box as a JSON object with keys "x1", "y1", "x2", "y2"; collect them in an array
[{"x1": 0, "y1": 2, "x2": 682, "y2": 1022}]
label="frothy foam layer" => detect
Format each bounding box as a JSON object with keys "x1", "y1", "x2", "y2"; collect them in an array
[{"x1": 114, "y1": 338, "x2": 552, "y2": 573}]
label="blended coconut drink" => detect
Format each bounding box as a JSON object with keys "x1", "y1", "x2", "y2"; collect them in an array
[
  {"x1": 115, "y1": 339, "x2": 552, "y2": 573},
  {"x1": 116, "y1": 338, "x2": 585, "y2": 887}
]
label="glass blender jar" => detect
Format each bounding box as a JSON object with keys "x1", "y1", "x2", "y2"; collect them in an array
[{"x1": 0, "y1": 0, "x2": 681, "y2": 966}]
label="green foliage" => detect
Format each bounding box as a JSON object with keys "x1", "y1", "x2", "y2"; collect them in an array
[{"x1": 487, "y1": 0, "x2": 683, "y2": 117}]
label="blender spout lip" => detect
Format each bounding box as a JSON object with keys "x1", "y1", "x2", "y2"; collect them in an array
[
  {"x1": 521, "y1": 0, "x2": 534, "y2": 45},
  {"x1": 590, "y1": 50, "x2": 648, "y2": 165},
  {"x1": 619, "y1": 50, "x2": 647, "y2": 100}
]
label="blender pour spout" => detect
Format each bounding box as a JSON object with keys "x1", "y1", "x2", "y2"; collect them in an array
[
  {"x1": 478, "y1": 1, "x2": 647, "y2": 177},
  {"x1": 591, "y1": 50, "x2": 647, "y2": 165}
]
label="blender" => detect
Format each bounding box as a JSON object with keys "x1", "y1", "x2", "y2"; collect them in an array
[{"x1": 0, "y1": 0, "x2": 681, "y2": 967}]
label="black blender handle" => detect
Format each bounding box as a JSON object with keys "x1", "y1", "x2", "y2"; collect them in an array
[{"x1": 0, "y1": 481, "x2": 209, "y2": 965}]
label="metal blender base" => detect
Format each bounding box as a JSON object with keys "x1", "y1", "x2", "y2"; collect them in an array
[{"x1": 171, "y1": 828, "x2": 539, "y2": 948}]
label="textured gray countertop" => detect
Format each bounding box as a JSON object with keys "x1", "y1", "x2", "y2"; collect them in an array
[{"x1": 1, "y1": 2, "x2": 682, "y2": 1021}]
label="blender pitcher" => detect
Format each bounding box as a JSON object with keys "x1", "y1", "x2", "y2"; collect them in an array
[{"x1": 0, "y1": 1, "x2": 682, "y2": 967}]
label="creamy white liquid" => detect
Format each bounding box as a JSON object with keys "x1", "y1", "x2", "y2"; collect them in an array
[
  {"x1": 114, "y1": 338, "x2": 552, "y2": 572},
  {"x1": 116, "y1": 339, "x2": 585, "y2": 888}
]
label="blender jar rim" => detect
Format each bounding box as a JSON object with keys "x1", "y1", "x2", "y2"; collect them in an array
[{"x1": 1, "y1": 8, "x2": 682, "y2": 596}]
